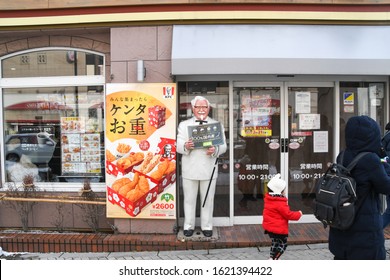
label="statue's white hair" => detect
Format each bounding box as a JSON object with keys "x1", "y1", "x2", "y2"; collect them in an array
[{"x1": 191, "y1": 96, "x2": 210, "y2": 108}]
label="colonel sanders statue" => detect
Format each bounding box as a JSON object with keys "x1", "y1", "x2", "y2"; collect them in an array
[{"x1": 176, "y1": 96, "x2": 227, "y2": 238}]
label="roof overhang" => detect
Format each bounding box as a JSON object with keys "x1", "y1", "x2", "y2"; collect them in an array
[{"x1": 172, "y1": 24, "x2": 390, "y2": 75}]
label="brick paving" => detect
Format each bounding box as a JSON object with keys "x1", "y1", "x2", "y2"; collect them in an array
[
  {"x1": 0, "y1": 223, "x2": 389, "y2": 256},
  {"x1": 5, "y1": 241, "x2": 390, "y2": 260}
]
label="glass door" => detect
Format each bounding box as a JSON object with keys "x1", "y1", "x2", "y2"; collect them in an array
[
  {"x1": 286, "y1": 84, "x2": 334, "y2": 214},
  {"x1": 233, "y1": 82, "x2": 334, "y2": 220},
  {"x1": 233, "y1": 85, "x2": 282, "y2": 216}
]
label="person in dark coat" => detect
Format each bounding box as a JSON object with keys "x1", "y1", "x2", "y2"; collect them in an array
[
  {"x1": 329, "y1": 115, "x2": 390, "y2": 260},
  {"x1": 381, "y1": 122, "x2": 390, "y2": 158},
  {"x1": 381, "y1": 122, "x2": 390, "y2": 228}
]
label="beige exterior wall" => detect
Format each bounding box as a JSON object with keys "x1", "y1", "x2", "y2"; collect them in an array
[
  {"x1": 0, "y1": 193, "x2": 111, "y2": 232},
  {"x1": 110, "y1": 26, "x2": 173, "y2": 84}
]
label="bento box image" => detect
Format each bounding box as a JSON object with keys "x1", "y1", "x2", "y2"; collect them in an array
[
  {"x1": 133, "y1": 155, "x2": 176, "y2": 194},
  {"x1": 106, "y1": 151, "x2": 144, "y2": 176},
  {"x1": 107, "y1": 172, "x2": 158, "y2": 217}
]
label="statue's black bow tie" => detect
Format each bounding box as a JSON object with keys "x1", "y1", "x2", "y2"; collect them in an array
[{"x1": 195, "y1": 120, "x2": 208, "y2": 124}]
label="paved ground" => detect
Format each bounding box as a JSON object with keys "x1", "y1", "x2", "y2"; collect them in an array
[{"x1": 2, "y1": 240, "x2": 390, "y2": 260}]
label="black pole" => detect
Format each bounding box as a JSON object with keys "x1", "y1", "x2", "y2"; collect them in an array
[{"x1": 202, "y1": 157, "x2": 218, "y2": 208}]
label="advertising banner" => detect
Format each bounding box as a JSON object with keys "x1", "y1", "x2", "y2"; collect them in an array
[
  {"x1": 105, "y1": 83, "x2": 177, "y2": 219},
  {"x1": 240, "y1": 94, "x2": 279, "y2": 137}
]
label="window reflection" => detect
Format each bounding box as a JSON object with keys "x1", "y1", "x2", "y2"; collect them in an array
[
  {"x1": 339, "y1": 82, "x2": 386, "y2": 151},
  {"x1": 3, "y1": 86, "x2": 105, "y2": 183},
  {"x1": 2, "y1": 50, "x2": 103, "y2": 78}
]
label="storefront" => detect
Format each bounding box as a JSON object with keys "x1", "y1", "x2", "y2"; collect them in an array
[
  {"x1": 1, "y1": 3, "x2": 390, "y2": 233},
  {"x1": 173, "y1": 24, "x2": 390, "y2": 226}
]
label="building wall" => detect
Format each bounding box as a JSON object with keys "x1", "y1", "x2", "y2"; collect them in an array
[
  {"x1": 110, "y1": 25, "x2": 176, "y2": 234},
  {"x1": 0, "y1": 192, "x2": 111, "y2": 232},
  {"x1": 110, "y1": 26, "x2": 173, "y2": 84}
]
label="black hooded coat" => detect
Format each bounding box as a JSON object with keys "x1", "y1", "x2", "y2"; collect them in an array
[{"x1": 329, "y1": 116, "x2": 390, "y2": 259}]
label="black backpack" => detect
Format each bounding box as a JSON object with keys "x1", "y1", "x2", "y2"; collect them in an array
[{"x1": 313, "y1": 152, "x2": 369, "y2": 230}]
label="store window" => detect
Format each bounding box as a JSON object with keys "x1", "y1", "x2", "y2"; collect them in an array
[
  {"x1": 339, "y1": 81, "x2": 386, "y2": 150},
  {"x1": 2, "y1": 49, "x2": 105, "y2": 184}
]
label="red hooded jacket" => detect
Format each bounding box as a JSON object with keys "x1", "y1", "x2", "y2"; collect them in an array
[{"x1": 262, "y1": 193, "x2": 302, "y2": 235}]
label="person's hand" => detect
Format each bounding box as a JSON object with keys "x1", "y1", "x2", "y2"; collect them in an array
[
  {"x1": 185, "y1": 139, "x2": 194, "y2": 150},
  {"x1": 299, "y1": 210, "x2": 303, "y2": 215},
  {"x1": 206, "y1": 146, "x2": 216, "y2": 156}
]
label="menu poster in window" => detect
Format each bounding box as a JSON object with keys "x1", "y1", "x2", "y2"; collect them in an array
[
  {"x1": 105, "y1": 83, "x2": 177, "y2": 220},
  {"x1": 61, "y1": 117, "x2": 102, "y2": 175},
  {"x1": 62, "y1": 133, "x2": 81, "y2": 174},
  {"x1": 81, "y1": 133, "x2": 101, "y2": 173},
  {"x1": 61, "y1": 117, "x2": 85, "y2": 133}
]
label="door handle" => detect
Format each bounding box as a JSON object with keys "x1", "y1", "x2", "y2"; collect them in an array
[
  {"x1": 281, "y1": 138, "x2": 285, "y2": 153},
  {"x1": 285, "y1": 138, "x2": 289, "y2": 153},
  {"x1": 280, "y1": 138, "x2": 289, "y2": 153}
]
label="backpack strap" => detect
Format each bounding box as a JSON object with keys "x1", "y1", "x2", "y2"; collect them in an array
[
  {"x1": 381, "y1": 130, "x2": 390, "y2": 142},
  {"x1": 345, "y1": 152, "x2": 371, "y2": 172},
  {"x1": 339, "y1": 151, "x2": 372, "y2": 218},
  {"x1": 339, "y1": 151, "x2": 370, "y2": 171}
]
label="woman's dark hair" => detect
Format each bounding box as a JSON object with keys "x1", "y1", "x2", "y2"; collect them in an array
[{"x1": 386, "y1": 122, "x2": 390, "y2": 131}]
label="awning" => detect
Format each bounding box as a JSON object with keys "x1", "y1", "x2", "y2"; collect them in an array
[
  {"x1": 172, "y1": 25, "x2": 390, "y2": 75},
  {"x1": 89, "y1": 102, "x2": 104, "y2": 109},
  {"x1": 6, "y1": 101, "x2": 72, "y2": 110}
]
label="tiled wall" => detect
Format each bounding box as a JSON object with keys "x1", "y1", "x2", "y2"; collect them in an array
[{"x1": 110, "y1": 25, "x2": 173, "y2": 84}]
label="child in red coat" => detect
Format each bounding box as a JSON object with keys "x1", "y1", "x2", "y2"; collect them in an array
[{"x1": 262, "y1": 174, "x2": 302, "y2": 260}]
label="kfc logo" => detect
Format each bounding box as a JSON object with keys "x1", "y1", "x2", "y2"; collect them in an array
[{"x1": 163, "y1": 87, "x2": 175, "y2": 98}]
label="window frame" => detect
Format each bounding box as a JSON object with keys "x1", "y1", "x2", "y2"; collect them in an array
[{"x1": 0, "y1": 47, "x2": 106, "y2": 192}]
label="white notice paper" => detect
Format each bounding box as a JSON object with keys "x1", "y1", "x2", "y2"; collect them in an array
[{"x1": 314, "y1": 131, "x2": 328, "y2": 153}]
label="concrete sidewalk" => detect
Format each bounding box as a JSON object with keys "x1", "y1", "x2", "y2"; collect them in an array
[{"x1": 3, "y1": 240, "x2": 390, "y2": 260}]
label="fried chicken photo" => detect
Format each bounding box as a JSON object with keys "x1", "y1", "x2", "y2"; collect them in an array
[
  {"x1": 118, "y1": 173, "x2": 140, "y2": 197},
  {"x1": 116, "y1": 143, "x2": 131, "y2": 154},
  {"x1": 150, "y1": 159, "x2": 176, "y2": 181},
  {"x1": 111, "y1": 177, "x2": 132, "y2": 192}
]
